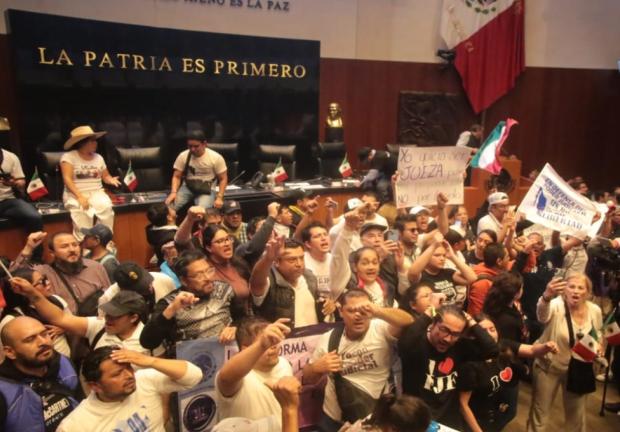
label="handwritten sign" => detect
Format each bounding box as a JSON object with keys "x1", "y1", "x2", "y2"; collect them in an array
[{"x1": 395, "y1": 146, "x2": 470, "y2": 208}]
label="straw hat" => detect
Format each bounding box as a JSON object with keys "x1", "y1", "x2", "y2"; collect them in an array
[{"x1": 63, "y1": 125, "x2": 107, "y2": 150}]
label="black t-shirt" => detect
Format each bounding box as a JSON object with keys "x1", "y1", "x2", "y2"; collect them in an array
[
  {"x1": 370, "y1": 150, "x2": 397, "y2": 175},
  {"x1": 465, "y1": 249, "x2": 483, "y2": 266},
  {"x1": 398, "y1": 315, "x2": 499, "y2": 428},
  {"x1": 421, "y1": 268, "x2": 458, "y2": 305},
  {"x1": 457, "y1": 340, "x2": 526, "y2": 431}
]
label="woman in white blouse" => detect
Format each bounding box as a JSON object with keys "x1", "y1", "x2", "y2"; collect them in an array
[
  {"x1": 527, "y1": 273, "x2": 603, "y2": 432},
  {"x1": 60, "y1": 126, "x2": 120, "y2": 240}
]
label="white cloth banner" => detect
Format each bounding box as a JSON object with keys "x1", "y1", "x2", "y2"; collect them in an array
[
  {"x1": 395, "y1": 146, "x2": 470, "y2": 208},
  {"x1": 517, "y1": 163, "x2": 604, "y2": 238}
]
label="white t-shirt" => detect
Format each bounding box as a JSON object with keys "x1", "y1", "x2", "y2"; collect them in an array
[
  {"x1": 60, "y1": 150, "x2": 106, "y2": 193},
  {"x1": 304, "y1": 251, "x2": 332, "y2": 296},
  {"x1": 98, "y1": 272, "x2": 176, "y2": 311},
  {"x1": 311, "y1": 320, "x2": 396, "y2": 422},
  {"x1": 85, "y1": 318, "x2": 164, "y2": 357},
  {"x1": 477, "y1": 213, "x2": 503, "y2": 235},
  {"x1": 252, "y1": 272, "x2": 319, "y2": 327},
  {"x1": 57, "y1": 364, "x2": 202, "y2": 432},
  {"x1": 173, "y1": 148, "x2": 227, "y2": 181},
  {"x1": 215, "y1": 357, "x2": 293, "y2": 429},
  {"x1": 0, "y1": 149, "x2": 25, "y2": 200}
]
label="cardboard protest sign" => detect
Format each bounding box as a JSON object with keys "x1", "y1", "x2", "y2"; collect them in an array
[
  {"x1": 395, "y1": 146, "x2": 470, "y2": 208},
  {"x1": 517, "y1": 163, "x2": 603, "y2": 238}
]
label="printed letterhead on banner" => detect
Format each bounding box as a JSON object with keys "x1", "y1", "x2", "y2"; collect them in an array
[
  {"x1": 517, "y1": 163, "x2": 604, "y2": 239},
  {"x1": 395, "y1": 146, "x2": 470, "y2": 208}
]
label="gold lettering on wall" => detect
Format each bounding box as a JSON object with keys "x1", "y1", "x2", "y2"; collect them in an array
[
  {"x1": 117, "y1": 53, "x2": 130, "y2": 69},
  {"x1": 250, "y1": 62, "x2": 266, "y2": 76},
  {"x1": 83, "y1": 50, "x2": 97, "y2": 67},
  {"x1": 99, "y1": 53, "x2": 114, "y2": 68}
]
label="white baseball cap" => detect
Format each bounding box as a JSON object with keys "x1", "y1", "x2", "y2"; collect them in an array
[
  {"x1": 409, "y1": 205, "x2": 431, "y2": 216},
  {"x1": 487, "y1": 192, "x2": 509, "y2": 206}
]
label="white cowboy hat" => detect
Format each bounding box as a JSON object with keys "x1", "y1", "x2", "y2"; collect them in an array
[{"x1": 63, "y1": 125, "x2": 107, "y2": 150}]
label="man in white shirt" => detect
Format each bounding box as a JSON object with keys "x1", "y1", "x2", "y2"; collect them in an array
[
  {"x1": 57, "y1": 347, "x2": 202, "y2": 432},
  {"x1": 477, "y1": 191, "x2": 514, "y2": 242},
  {"x1": 215, "y1": 317, "x2": 293, "y2": 428},
  {"x1": 0, "y1": 120, "x2": 43, "y2": 232},
  {"x1": 250, "y1": 237, "x2": 335, "y2": 326},
  {"x1": 303, "y1": 290, "x2": 413, "y2": 431},
  {"x1": 9, "y1": 279, "x2": 162, "y2": 356},
  {"x1": 165, "y1": 129, "x2": 228, "y2": 210},
  {"x1": 301, "y1": 222, "x2": 332, "y2": 297}
]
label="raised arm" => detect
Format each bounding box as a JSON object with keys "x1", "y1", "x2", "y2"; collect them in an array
[
  {"x1": 175, "y1": 206, "x2": 205, "y2": 245},
  {"x1": 407, "y1": 232, "x2": 443, "y2": 282},
  {"x1": 435, "y1": 193, "x2": 450, "y2": 235},
  {"x1": 445, "y1": 242, "x2": 477, "y2": 285},
  {"x1": 537, "y1": 279, "x2": 566, "y2": 323},
  {"x1": 110, "y1": 349, "x2": 202, "y2": 383},
  {"x1": 217, "y1": 318, "x2": 290, "y2": 397},
  {"x1": 9, "y1": 277, "x2": 88, "y2": 337},
  {"x1": 367, "y1": 301, "x2": 414, "y2": 337},
  {"x1": 293, "y1": 197, "x2": 319, "y2": 241},
  {"x1": 214, "y1": 170, "x2": 228, "y2": 209},
  {"x1": 329, "y1": 208, "x2": 364, "y2": 298},
  {"x1": 249, "y1": 236, "x2": 284, "y2": 298},
  {"x1": 235, "y1": 202, "x2": 278, "y2": 259}
]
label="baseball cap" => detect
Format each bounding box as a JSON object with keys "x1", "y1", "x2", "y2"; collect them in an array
[
  {"x1": 212, "y1": 416, "x2": 278, "y2": 432},
  {"x1": 345, "y1": 198, "x2": 364, "y2": 212},
  {"x1": 488, "y1": 192, "x2": 509, "y2": 206},
  {"x1": 409, "y1": 205, "x2": 431, "y2": 216},
  {"x1": 360, "y1": 221, "x2": 388, "y2": 236},
  {"x1": 222, "y1": 200, "x2": 242, "y2": 215},
  {"x1": 80, "y1": 224, "x2": 113, "y2": 246},
  {"x1": 100, "y1": 290, "x2": 146, "y2": 317},
  {"x1": 289, "y1": 188, "x2": 316, "y2": 201},
  {"x1": 113, "y1": 262, "x2": 154, "y2": 294}
]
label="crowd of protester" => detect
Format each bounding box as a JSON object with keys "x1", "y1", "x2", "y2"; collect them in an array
[{"x1": 1, "y1": 127, "x2": 620, "y2": 432}]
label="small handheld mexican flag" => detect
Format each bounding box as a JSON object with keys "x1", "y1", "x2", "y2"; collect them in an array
[
  {"x1": 604, "y1": 310, "x2": 620, "y2": 346},
  {"x1": 26, "y1": 168, "x2": 48, "y2": 200},
  {"x1": 123, "y1": 161, "x2": 138, "y2": 192},
  {"x1": 471, "y1": 118, "x2": 518, "y2": 175},
  {"x1": 572, "y1": 327, "x2": 600, "y2": 362},
  {"x1": 338, "y1": 154, "x2": 352, "y2": 178},
  {"x1": 272, "y1": 158, "x2": 288, "y2": 183}
]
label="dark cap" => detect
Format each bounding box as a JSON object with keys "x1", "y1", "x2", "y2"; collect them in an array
[
  {"x1": 358, "y1": 146, "x2": 372, "y2": 162},
  {"x1": 222, "y1": 200, "x2": 242, "y2": 214},
  {"x1": 113, "y1": 262, "x2": 154, "y2": 294},
  {"x1": 360, "y1": 222, "x2": 387, "y2": 236},
  {"x1": 80, "y1": 224, "x2": 113, "y2": 246},
  {"x1": 187, "y1": 129, "x2": 206, "y2": 142},
  {"x1": 100, "y1": 290, "x2": 146, "y2": 317}
]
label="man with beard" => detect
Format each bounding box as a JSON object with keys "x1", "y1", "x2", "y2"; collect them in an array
[
  {"x1": 221, "y1": 200, "x2": 248, "y2": 244},
  {"x1": 215, "y1": 317, "x2": 293, "y2": 428},
  {"x1": 398, "y1": 305, "x2": 498, "y2": 429},
  {"x1": 12, "y1": 231, "x2": 110, "y2": 315},
  {"x1": 303, "y1": 290, "x2": 413, "y2": 431},
  {"x1": 57, "y1": 346, "x2": 202, "y2": 432},
  {"x1": 8, "y1": 279, "x2": 159, "y2": 357},
  {"x1": 0, "y1": 316, "x2": 80, "y2": 432},
  {"x1": 140, "y1": 250, "x2": 240, "y2": 354}
]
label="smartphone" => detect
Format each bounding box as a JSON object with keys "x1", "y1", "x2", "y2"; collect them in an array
[{"x1": 384, "y1": 229, "x2": 399, "y2": 242}]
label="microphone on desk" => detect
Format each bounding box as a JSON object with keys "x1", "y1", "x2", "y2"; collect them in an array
[{"x1": 229, "y1": 170, "x2": 246, "y2": 186}]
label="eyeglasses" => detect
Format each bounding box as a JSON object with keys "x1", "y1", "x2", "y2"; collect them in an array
[
  {"x1": 33, "y1": 276, "x2": 50, "y2": 287},
  {"x1": 212, "y1": 236, "x2": 233, "y2": 246},
  {"x1": 188, "y1": 267, "x2": 216, "y2": 280},
  {"x1": 435, "y1": 323, "x2": 463, "y2": 339}
]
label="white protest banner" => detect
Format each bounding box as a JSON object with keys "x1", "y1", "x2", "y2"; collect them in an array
[
  {"x1": 517, "y1": 163, "x2": 601, "y2": 238},
  {"x1": 395, "y1": 146, "x2": 470, "y2": 208},
  {"x1": 176, "y1": 323, "x2": 335, "y2": 431}
]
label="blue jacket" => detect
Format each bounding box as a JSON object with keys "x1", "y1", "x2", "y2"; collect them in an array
[{"x1": 0, "y1": 354, "x2": 79, "y2": 432}]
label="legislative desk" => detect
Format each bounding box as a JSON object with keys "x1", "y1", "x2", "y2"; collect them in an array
[{"x1": 0, "y1": 159, "x2": 528, "y2": 268}]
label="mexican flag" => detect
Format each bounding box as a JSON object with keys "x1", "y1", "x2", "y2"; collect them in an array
[
  {"x1": 440, "y1": 0, "x2": 525, "y2": 113},
  {"x1": 572, "y1": 327, "x2": 599, "y2": 362},
  {"x1": 123, "y1": 161, "x2": 138, "y2": 192},
  {"x1": 604, "y1": 311, "x2": 620, "y2": 346},
  {"x1": 471, "y1": 119, "x2": 517, "y2": 175},
  {"x1": 273, "y1": 158, "x2": 288, "y2": 183},
  {"x1": 26, "y1": 168, "x2": 48, "y2": 200},
  {"x1": 338, "y1": 154, "x2": 352, "y2": 178}
]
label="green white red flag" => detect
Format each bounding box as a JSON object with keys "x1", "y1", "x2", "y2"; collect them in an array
[
  {"x1": 604, "y1": 310, "x2": 620, "y2": 346},
  {"x1": 338, "y1": 154, "x2": 352, "y2": 178},
  {"x1": 124, "y1": 161, "x2": 138, "y2": 192},
  {"x1": 571, "y1": 327, "x2": 599, "y2": 362},
  {"x1": 26, "y1": 168, "x2": 48, "y2": 200},
  {"x1": 471, "y1": 118, "x2": 517, "y2": 175},
  {"x1": 273, "y1": 158, "x2": 288, "y2": 182}
]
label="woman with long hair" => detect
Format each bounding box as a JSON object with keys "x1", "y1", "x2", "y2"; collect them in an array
[
  {"x1": 483, "y1": 272, "x2": 529, "y2": 344},
  {"x1": 527, "y1": 273, "x2": 603, "y2": 431}
]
